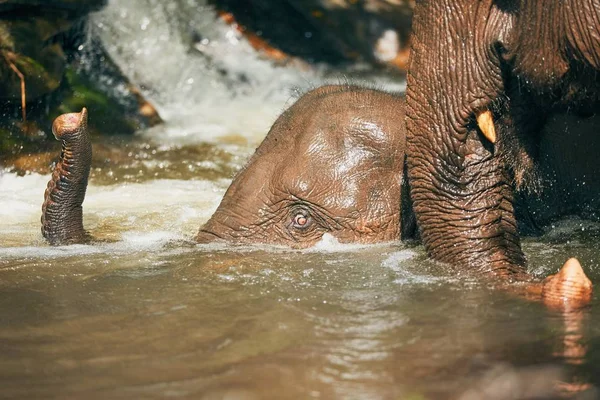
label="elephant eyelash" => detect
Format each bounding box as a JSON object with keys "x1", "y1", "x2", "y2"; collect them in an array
[
  {"x1": 273, "y1": 197, "x2": 342, "y2": 235},
  {"x1": 287, "y1": 205, "x2": 315, "y2": 231},
  {"x1": 291, "y1": 209, "x2": 311, "y2": 230},
  {"x1": 284, "y1": 203, "x2": 332, "y2": 235}
]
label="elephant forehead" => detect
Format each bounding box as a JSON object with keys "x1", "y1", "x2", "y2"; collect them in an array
[
  {"x1": 282, "y1": 124, "x2": 383, "y2": 179},
  {"x1": 302, "y1": 115, "x2": 390, "y2": 159},
  {"x1": 222, "y1": 109, "x2": 402, "y2": 212},
  {"x1": 275, "y1": 145, "x2": 400, "y2": 213},
  {"x1": 303, "y1": 133, "x2": 377, "y2": 171}
]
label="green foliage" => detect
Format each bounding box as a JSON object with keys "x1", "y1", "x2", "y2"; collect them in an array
[
  {"x1": 0, "y1": 126, "x2": 19, "y2": 156},
  {"x1": 57, "y1": 67, "x2": 139, "y2": 135}
]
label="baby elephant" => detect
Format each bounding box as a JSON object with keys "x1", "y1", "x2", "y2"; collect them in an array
[
  {"x1": 41, "y1": 85, "x2": 592, "y2": 310},
  {"x1": 196, "y1": 85, "x2": 412, "y2": 247}
]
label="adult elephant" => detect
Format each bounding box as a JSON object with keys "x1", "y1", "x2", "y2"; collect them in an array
[{"x1": 406, "y1": 1, "x2": 600, "y2": 275}]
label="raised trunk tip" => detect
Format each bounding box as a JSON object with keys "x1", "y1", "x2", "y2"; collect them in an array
[
  {"x1": 542, "y1": 258, "x2": 593, "y2": 311},
  {"x1": 52, "y1": 107, "x2": 88, "y2": 139}
]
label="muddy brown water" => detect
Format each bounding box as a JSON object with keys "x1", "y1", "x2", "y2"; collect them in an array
[{"x1": 1, "y1": 138, "x2": 600, "y2": 399}]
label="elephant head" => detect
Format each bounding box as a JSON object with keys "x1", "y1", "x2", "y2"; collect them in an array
[
  {"x1": 196, "y1": 85, "x2": 410, "y2": 247},
  {"x1": 406, "y1": 0, "x2": 600, "y2": 275}
]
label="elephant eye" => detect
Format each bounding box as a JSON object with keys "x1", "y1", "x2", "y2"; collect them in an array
[{"x1": 292, "y1": 210, "x2": 311, "y2": 229}]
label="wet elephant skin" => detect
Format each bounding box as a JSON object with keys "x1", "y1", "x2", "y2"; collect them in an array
[
  {"x1": 41, "y1": 108, "x2": 91, "y2": 245},
  {"x1": 406, "y1": 0, "x2": 600, "y2": 275},
  {"x1": 40, "y1": 85, "x2": 593, "y2": 310},
  {"x1": 197, "y1": 85, "x2": 411, "y2": 247}
]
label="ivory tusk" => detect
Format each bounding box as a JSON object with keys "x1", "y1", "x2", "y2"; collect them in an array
[{"x1": 476, "y1": 110, "x2": 496, "y2": 144}]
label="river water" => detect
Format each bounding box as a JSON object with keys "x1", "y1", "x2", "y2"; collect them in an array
[{"x1": 1, "y1": 1, "x2": 600, "y2": 399}]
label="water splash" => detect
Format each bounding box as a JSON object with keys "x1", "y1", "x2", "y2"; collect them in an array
[
  {"x1": 1, "y1": 0, "x2": 408, "y2": 254},
  {"x1": 92, "y1": 0, "x2": 320, "y2": 144},
  {"x1": 0, "y1": 172, "x2": 226, "y2": 256},
  {"x1": 91, "y1": 0, "x2": 406, "y2": 145}
]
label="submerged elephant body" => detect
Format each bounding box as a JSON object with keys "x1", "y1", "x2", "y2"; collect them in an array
[
  {"x1": 406, "y1": 0, "x2": 600, "y2": 274},
  {"x1": 41, "y1": 84, "x2": 593, "y2": 309}
]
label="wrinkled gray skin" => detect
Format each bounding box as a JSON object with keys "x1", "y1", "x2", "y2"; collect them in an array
[{"x1": 196, "y1": 85, "x2": 412, "y2": 247}]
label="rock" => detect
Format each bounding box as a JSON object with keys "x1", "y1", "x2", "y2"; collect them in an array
[
  {"x1": 0, "y1": 0, "x2": 107, "y2": 14},
  {"x1": 209, "y1": 0, "x2": 413, "y2": 69},
  {"x1": 0, "y1": 0, "x2": 162, "y2": 170},
  {"x1": 0, "y1": 17, "x2": 70, "y2": 102}
]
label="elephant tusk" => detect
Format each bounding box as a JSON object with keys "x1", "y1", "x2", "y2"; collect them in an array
[{"x1": 476, "y1": 110, "x2": 496, "y2": 144}]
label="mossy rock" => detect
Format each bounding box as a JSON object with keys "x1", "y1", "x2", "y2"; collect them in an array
[
  {"x1": 0, "y1": 0, "x2": 109, "y2": 101},
  {"x1": 0, "y1": 0, "x2": 160, "y2": 172},
  {"x1": 2, "y1": 44, "x2": 65, "y2": 100},
  {"x1": 0, "y1": 65, "x2": 146, "y2": 169},
  {"x1": 0, "y1": 126, "x2": 19, "y2": 155},
  {"x1": 0, "y1": 0, "x2": 107, "y2": 14},
  {"x1": 0, "y1": 16, "x2": 71, "y2": 101},
  {"x1": 57, "y1": 67, "x2": 140, "y2": 135}
]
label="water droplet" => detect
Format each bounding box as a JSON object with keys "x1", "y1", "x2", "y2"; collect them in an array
[{"x1": 140, "y1": 17, "x2": 150, "y2": 31}]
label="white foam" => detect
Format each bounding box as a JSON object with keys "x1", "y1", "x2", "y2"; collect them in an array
[
  {"x1": 0, "y1": 231, "x2": 185, "y2": 261},
  {"x1": 91, "y1": 0, "x2": 406, "y2": 147},
  {"x1": 308, "y1": 233, "x2": 398, "y2": 253},
  {"x1": 380, "y1": 250, "x2": 444, "y2": 285},
  {"x1": 92, "y1": 0, "x2": 317, "y2": 145},
  {"x1": 191, "y1": 233, "x2": 400, "y2": 255},
  {"x1": 0, "y1": 172, "x2": 49, "y2": 223},
  {"x1": 380, "y1": 250, "x2": 418, "y2": 271},
  {"x1": 0, "y1": 172, "x2": 228, "y2": 258}
]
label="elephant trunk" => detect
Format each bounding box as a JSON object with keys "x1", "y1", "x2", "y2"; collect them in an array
[
  {"x1": 41, "y1": 108, "x2": 92, "y2": 245},
  {"x1": 406, "y1": 0, "x2": 525, "y2": 275}
]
